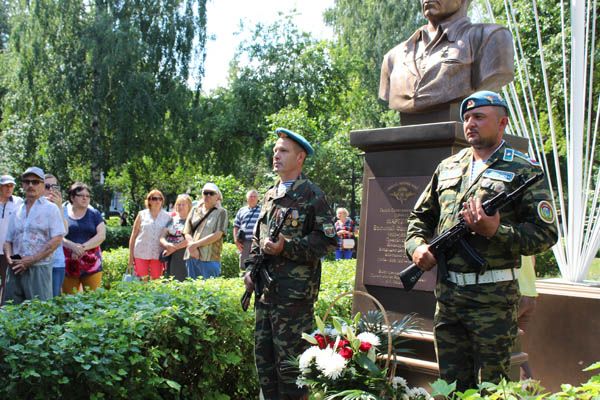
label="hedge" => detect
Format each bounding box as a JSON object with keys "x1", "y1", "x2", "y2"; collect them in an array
[
  {"x1": 104, "y1": 226, "x2": 132, "y2": 251},
  {"x1": 0, "y1": 259, "x2": 356, "y2": 399}
]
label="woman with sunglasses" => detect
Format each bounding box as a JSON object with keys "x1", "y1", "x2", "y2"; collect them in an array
[
  {"x1": 183, "y1": 183, "x2": 228, "y2": 279},
  {"x1": 129, "y1": 189, "x2": 171, "y2": 281},
  {"x1": 62, "y1": 182, "x2": 106, "y2": 293}
]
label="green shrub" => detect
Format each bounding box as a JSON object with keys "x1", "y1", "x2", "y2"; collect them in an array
[
  {"x1": 0, "y1": 279, "x2": 258, "y2": 400},
  {"x1": 0, "y1": 259, "x2": 357, "y2": 399},
  {"x1": 104, "y1": 226, "x2": 132, "y2": 251},
  {"x1": 315, "y1": 259, "x2": 356, "y2": 321},
  {"x1": 105, "y1": 216, "x2": 122, "y2": 227},
  {"x1": 221, "y1": 242, "x2": 242, "y2": 278},
  {"x1": 535, "y1": 248, "x2": 560, "y2": 277},
  {"x1": 102, "y1": 247, "x2": 129, "y2": 289}
]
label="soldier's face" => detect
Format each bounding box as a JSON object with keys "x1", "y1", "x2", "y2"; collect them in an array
[
  {"x1": 463, "y1": 106, "x2": 508, "y2": 150},
  {"x1": 421, "y1": 0, "x2": 463, "y2": 22},
  {"x1": 272, "y1": 137, "x2": 305, "y2": 176}
]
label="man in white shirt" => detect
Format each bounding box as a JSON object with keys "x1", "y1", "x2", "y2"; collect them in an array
[
  {"x1": 0, "y1": 174, "x2": 23, "y2": 304},
  {"x1": 3, "y1": 167, "x2": 66, "y2": 304}
]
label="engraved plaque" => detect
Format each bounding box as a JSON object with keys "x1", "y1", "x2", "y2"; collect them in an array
[{"x1": 362, "y1": 176, "x2": 436, "y2": 290}]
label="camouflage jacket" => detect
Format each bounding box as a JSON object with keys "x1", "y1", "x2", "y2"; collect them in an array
[
  {"x1": 405, "y1": 142, "x2": 558, "y2": 273},
  {"x1": 249, "y1": 174, "x2": 337, "y2": 304}
]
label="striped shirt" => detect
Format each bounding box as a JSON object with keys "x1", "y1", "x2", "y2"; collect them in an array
[{"x1": 234, "y1": 205, "x2": 261, "y2": 240}]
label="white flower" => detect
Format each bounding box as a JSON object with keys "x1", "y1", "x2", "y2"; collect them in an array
[
  {"x1": 392, "y1": 376, "x2": 408, "y2": 390},
  {"x1": 315, "y1": 347, "x2": 348, "y2": 380},
  {"x1": 356, "y1": 332, "x2": 381, "y2": 347},
  {"x1": 407, "y1": 387, "x2": 431, "y2": 399},
  {"x1": 299, "y1": 346, "x2": 321, "y2": 372}
]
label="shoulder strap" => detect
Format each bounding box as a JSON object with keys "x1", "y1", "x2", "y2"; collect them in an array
[{"x1": 191, "y1": 206, "x2": 217, "y2": 234}]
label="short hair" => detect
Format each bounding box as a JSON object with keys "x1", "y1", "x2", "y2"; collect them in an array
[
  {"x1": 174, "y1": 193, "x2": 192, "y2": 210},
  {"x1": 246, "y1": 189, "x2": 259, "y2": 199},
  {"x1": 144, "y1": 189, "x2": 164, "y2": 208},
  {"x1": 336, "y1": 207, "x2": 349, "y2": 218},
  {"x1": 68, "y1": 182, "x2": 90, "y2": 203},
  {"x1": 44, "y1": 173, "x2": 57, "y2": 181}
]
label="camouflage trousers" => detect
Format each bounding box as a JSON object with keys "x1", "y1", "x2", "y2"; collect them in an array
[
  {"x1": 434, "y1": 279, "x2": 519, "y2": 392},
  {"x1": 255, "y1": 301, "x2": 314, "y2": 400}
]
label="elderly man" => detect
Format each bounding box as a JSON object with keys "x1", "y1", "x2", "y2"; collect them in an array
[
  {"x1": 379, "y1": 0, "x2": 514, "y2": 113},
  {"x1": 183, "y1": 182, "x2": 228, "y2": 279},
  {"x1": 405, "y1": 91, "x2": 557, "y2": 390},
  {"x1": 3, "y1": 167, "x2": 66, "y2": 304},
  {"x1": 244, "y1": 128, "x2": 337, "y2": 400},
  {"x1": 234, "y1": 190, "x2": 261, "y2": 271},
  {"x1": 0, "y1": 175, "x2": 23, "y2": 304}
]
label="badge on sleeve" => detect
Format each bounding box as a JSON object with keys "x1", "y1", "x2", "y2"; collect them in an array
[
  {"x1": 537, "y1": 200, "x2": 555, "y2": 224},
  {"x1": 323, "y1": 223, "x2": 336, "y2": 238}
]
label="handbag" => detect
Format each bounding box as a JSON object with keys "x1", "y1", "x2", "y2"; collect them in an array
[
  {"x1": 342, "y1": 238, "x2": 355, "y2": 249},
  {"x1": 122, "y1": 265, "x2": 138, "y2": 282}
]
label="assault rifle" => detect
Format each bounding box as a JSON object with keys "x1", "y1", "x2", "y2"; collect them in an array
[
  {"x1": 400, "y1": 173, "x2": 544, "y2": 291},
  {"x1": 241, "y1": 208, "x2": 291, "y2": 311}
]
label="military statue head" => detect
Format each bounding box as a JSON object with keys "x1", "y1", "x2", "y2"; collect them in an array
[{"x1": 379, "y1": 0, "x2": 514, "y2": 115}]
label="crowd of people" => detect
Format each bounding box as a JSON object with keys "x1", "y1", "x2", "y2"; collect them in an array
[{"x1": 0, "y1": 168, "x2": 108, "y2": 304}]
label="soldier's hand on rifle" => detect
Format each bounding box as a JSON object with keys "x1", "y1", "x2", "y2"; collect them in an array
[
  {"x1": 413, "y1": 244, "x2": 437, "y2": 271},
  {"x1": 460, "y1": 197, "x2": 500, "y2": 239},
  {"x1": 263, "y1": 234, "x2": 285, "y2": 255},
  {"x1": 243, "y1": 271, "x2": 255, "y2": 292}
]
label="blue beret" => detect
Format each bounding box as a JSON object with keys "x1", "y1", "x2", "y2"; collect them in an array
[
  {"x1": 275, "y1": 127, "x2": 314, "y2": 156},
  {"x1": 460, "y1": 90, "x2": 509, "y2": 121}
]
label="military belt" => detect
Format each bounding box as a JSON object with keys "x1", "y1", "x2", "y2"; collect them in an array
[{"x1": 447, "y1": 268, "x2": 519, "y2": 286}]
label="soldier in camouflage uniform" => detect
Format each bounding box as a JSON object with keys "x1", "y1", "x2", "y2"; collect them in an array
[
  {"x1": 405, "y1": 91, "x2": 558, "y2": 391},
  {"x1": 244, "y1": 128, "x2": 337, "y2": 400}
]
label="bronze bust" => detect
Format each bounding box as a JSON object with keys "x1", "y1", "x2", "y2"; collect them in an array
[{"x1": 379, "y1": 0, "x2": 514, "y2": 114}]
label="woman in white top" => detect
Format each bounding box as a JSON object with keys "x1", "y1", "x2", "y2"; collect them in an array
[{"x1": 128, "y1": 189, "x2": 171, "y2": 280}]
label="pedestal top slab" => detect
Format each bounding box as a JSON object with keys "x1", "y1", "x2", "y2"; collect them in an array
[{"x1": 350, "y1": 122, "x2": 467, "y2": 152}]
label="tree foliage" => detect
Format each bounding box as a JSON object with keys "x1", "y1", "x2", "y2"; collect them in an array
[{"x1": 0, "y1": 0, "x2": 208, "y2": 207}]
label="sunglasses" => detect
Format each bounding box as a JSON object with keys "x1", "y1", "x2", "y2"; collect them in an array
[
  {"x1": 22, "y1": 179, "x2": 43, "y2": 186},
  {"x1": 149, "y1": 196, "x2": 163, "y2": 201},
  {"x1": 45, "y1": 183, "x2": 60, "y2": 190},
  {"x1": 203, "y1": 191, "x2": 216, "y2": 196},
  {"x1": 75, "y1": 194, "x2": 91, "y2": 199}
]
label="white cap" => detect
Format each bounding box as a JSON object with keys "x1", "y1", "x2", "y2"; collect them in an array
[
  {"x1": 0, "y1": 175, "x2": 16, "y2": 185},
  {"x1": 21, "y1": 166, "x2": 45, "y2": 180},
  {"x1": 202, "y1": 182, "x2": 221, "y2": 198}
]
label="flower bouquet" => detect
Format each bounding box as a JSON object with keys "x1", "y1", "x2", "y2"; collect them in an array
[{"x1": 289, "y1": 310, "x2": 431, "y2": 400}]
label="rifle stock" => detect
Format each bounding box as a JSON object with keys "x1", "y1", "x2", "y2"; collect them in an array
[{"x1": 400, "y1": 173, "x2": 544, "y2": 291}]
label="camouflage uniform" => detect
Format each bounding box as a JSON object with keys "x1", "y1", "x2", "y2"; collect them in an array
[
  {"x1": 249, "y1": 173, "x2": 336, "y2": 400},
  {"x1": 405, "y1": 143, "x2": 558, "y2": 390}
]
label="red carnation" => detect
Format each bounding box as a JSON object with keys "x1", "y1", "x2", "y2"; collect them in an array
[
  {"x1": 314, "y1": 334, "x2": 327, "y2": 349},
  {"x1": 338, "y1": 339, "x2": 350, "y2": 348},
  {"x1": 338, "y1": 346, "x2": 354, "y2": 360},
  {"x1": 359, "y1": 341, "x2": 372, "y2": 352}
]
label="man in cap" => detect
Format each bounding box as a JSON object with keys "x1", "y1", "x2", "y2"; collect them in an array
[
  {"x1": 183, "y1": 182, "x2": 228, "y2": 279},
  {"x1": 0, "y1": 174, "x2": 23, "y2": 304},
  {"x1": 405, "y1": 91, "x2": 557, "y2": 389},
  {"x1": 244, "y1": 128, "x2": 337, "y2": 400},
  {"x1": 3, "y1": 167, "x2": 66, "y2": 304},
  {"x1": 379, "y1": 0, "x2": 514, "y2": 114}
]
